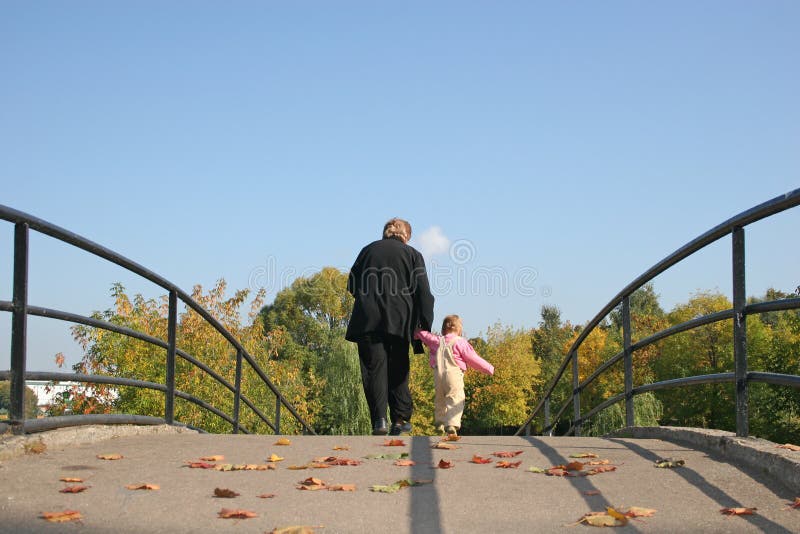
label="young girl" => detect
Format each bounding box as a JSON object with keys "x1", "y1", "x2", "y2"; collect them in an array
[{"x1": 414, "y1": 315, "x2": 494, "y2": 436}]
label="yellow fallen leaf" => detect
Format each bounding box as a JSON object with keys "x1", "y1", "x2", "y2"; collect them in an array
[
  {"x1": 268, "y1": 454, "x2": 285, "y2": 462},
  {"x1": 200, "y1": 455, "x2": 224, "y2": 461},
  {"x1": 41, "y1": 510, "x2": 82, "y2": 523},
  {"x1": 270, "y1": 526, "x2": 321, "y2": 534},
  {"x1": 578, "y1": 512, "x2": 625, "y2": 527},
  {"x1": 275, "y1": 438, "x2": 292, "y2": 446},
  {"x1": 59, "y1": 477, "x2": 83, "y2": 483},
  {"x1": 333, "y1": 445, "x2": 350, "y2": 451},
  {"x1": 97, "y1": 454, "x2": 123, "y2": 460},
  {"x1": 606, "y1": 507, "x2": 629, "y2": 525}
]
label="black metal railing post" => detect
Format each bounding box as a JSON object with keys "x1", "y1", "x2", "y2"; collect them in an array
[
  {"x1": 274, "y1": 394, "x2": 281, "y2": 435},
  {"x1": 233, "y1": 348, "x2": 243, "y2": 434},
  {"x1": 9, "y1": 222, "x2": 29, "y2": 434},
  {"x1": 622, "y1": 295, "x2": 634, "y2": 427},
  {"x1": 165, "y1": 290, "x2": 177, "y2": 425},
  {"x1": 544, "y1": 397, "x2": 551, "y2": 436},
  {"x1": 571, "y1": 350, "x2": 581, "y2": 436},
  {"x1": 732, "y1": 226, "x2": 748, "y2": 437}
]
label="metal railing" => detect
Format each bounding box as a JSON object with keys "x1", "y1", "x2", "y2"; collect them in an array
[
  {"x1": 516, "y1": 188, "x2": 800, "y2": 438},
  {"x1": 0, "y1": 205, "x2": 315, "y2": 435}
]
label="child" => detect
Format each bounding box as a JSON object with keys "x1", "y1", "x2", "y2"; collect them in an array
[{"x1": 414, "y1": 315, "x2": 494, "y2": 436}]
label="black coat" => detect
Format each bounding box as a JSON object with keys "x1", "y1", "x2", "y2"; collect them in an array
[{"x1": 345, "y1": 237, "x2": 435, "y2": 353}]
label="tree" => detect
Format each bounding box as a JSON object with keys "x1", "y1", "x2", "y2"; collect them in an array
[{"x1": 0, "y1": 382, "x2": 40, "y2": 418}]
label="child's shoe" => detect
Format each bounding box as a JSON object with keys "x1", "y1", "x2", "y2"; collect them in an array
[
  {"x1": 445, "y1": 426, "x2": 457, "y2": 437},
  {"x1": 435, "y1": 423, "x2": 445, "y2": 434}
]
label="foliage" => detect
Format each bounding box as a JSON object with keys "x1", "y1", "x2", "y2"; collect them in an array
[{"x1": 0, "y1": 382, "x2": 40, "y2": 418}]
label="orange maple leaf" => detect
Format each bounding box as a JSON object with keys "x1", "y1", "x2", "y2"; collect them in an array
[
  {"x1": 493, "y1": 450, "x2": 523, "y2": 458},
  {"x1": 184, "y1": 461, "x2": 217, "y2": 469},
  {"x1": 546, "y1": 467, "x2": 573, "y2": 477},
  {"x1": 60, "y1": 477, "x2": 84, "y2": 483},
  {"x1": 720, "y1": 507, "x2": 757, "y2": 516},
  {"x1": 327, "y1": 484, "x2": 356, "y2": 492},
  {"x1": 432, "y1": 442, "x2": 458, "y2": 450},
  {"x1": 59, "y1": 485, "x2": 89, "y2": 494},
  {"x1": 495, "y1": 461, "x2": 522, "y2": 469},
  {"x1": 125, "y1": 483, "x2": 159, "y2": 490},
  {"x1": 564, "y1": 461, "x2": 584, "y2": 471},
  {"x1": 383, "y1": 439, "x2": 406, "y2": 447},
  {"x1": 218, "y1": 508, "x2": 257, "y2": 519},
  {"x1": 41, "y1": 510, "x2": 82, "y2": 523},
  {"x1": 470, "y1": 455, "x2": 493, "y2": 464},
  {"x1": 437, "y1": 459, "x2": 454, "y2": 469},
  {"x1": 200, "y1": 455, "x2": 224, "y2": 461},
  {"x1": 625, "y1": 507, "x2": 656, "y2": 518}
]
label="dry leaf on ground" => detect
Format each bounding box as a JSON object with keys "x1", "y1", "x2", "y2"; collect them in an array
[
  {"x1": 218, "y1": 508, "x2": 257, "y2": 519},
  {"x1": 297, "y1": 477, "x2": 327, "y2": 490},
  {"x1": 437, "y1": 459, "x2": 454, "y2": 469},
  {"x1": 565, "y1": 461, "x2": 584, "y2": 471},
  {"x1": 720, "y1": 507, "x2": 757, "y2": 516},
  {"x1": 268, "y1": 454, "x2": 285, "y2": 462},
  {"x1": 433, "y1": 442, "x2": 458, "y2": 450},
  {"x1": 394, "y1": 459, "x2": 416, "y2": 466},
  {"x1": 41, "y1": 510, "x2": 82, "y2": 523},
  {"x1": 585, "y1": 465, "x2": 617, "y2": 475},
  {"x1": 471, "y1": 455, "x2": 492, "y2": 464},
  {"x1": 328, "y1": 484, "x2": 356, "y2": 492},
  {"x1": 569, "y1": 452, "x2": 599, "y2": 458},
  {"x1": 275, "y1": 438, "x2": 292, "y2": 446},
  {"x1": 383, "y1": 439, "x2": 406, "y2": 447},
  {"x1": 576, "y1": 510, "x2": 628, "y2": 527},
  {"x1": 443, "y1": 434, "x2": 461, "y2": 442},
  {"x1": 257, "y1": 493, "x2": 277, "y2": 499},
  {"x1": 546, "y1": 467, "x2": 572, "y2": 477},
  {"x1": 213, "y1": 488, "x2": 240, "y2": 498},
  {"x1": 200, "y1": 455, "x2": 224, "y2": 461},
  {"x1": 270, "y1": 526, "x2": 321, "y2": 534},
  {"x1": 125, "y1": 483, "x2": 159, "y2": 490},
  {"x1": 326, "y1": 457, "x2": 362, "y2": 466},
  {"x1": 59, "y1": 477, "x2": 84, "y2": 483},
  {"x1": 184, "y1": 461, "x2": 216, "y2": 469},
  {"x1": 493, "y1": 450, "x2": 523, "y2": 458},
  {"x1": 333, "y1": 445, "x2": 350, "y2": 451},
  {"x1": 59, "y1": 485, "x2": 89, "y2": 493},
  {"x1": 785, "y1": 497, "x2": 800, "y2": 509},
  {"x1": 625, "y1": 507, "x2": 656, "y2": 518},
  {"x1": 496, "y1": 461, "x2": 521, "y2": 469},
  {"x1": 96, "y1": 454, "x2": 123, "y2": 460},
  {"x1": 654, "y1": 457, "x2": 684, "y2": 468},
  {"x1": 527, "y1": 466, "x2": 546, "y2": 473},
  {"x1": 583, "y1": 490, "x2": 601, "y2": 496},
  {"x1": 777, "y1": 443, "x2": 800, "y2": 451}
]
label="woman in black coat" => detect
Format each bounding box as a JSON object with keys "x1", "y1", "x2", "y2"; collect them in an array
[{"x1": 345, "y1": 218, "x2": 434, "y2": 435}]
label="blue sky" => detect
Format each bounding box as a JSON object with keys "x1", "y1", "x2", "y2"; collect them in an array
[{"x1": 1, "y1": 1, "x2": 799, "y2": 372}]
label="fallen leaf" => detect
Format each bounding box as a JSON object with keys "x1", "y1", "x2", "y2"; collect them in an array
[
  {"x1": 326, "y1": 457, "x2": 362, "y2": 466},
  {"x1": 214, "y1": 488, "x2": 240, "y2": 498},
  {"x1": 313, "y1": 456, "x2": 338, "y2": 463},
  {"x1": 287, "y1": 465, "x2": 310, "y2": 470},
  {"x1": 496, "y1": 461, "x2": 522, "y2": 469},
  {"x1": 585, "y1": 465, "x2": 617, "y2": 475},
  {"x1": 297, "y1": 477, "x2": 326, "y2": 490},
  {"x1": 394, "y1": 459, "x2": 416, "y2": 466},
  {"x1": 200, "y1": 455, "x2": 224, "y2": 461},
  {"x1": 606, "y1": 507, "x2": 629, "y2": 525},
  {"x1": 432, "y1": 442, "x2": 458, "y2": 450},
  {"x1": 218, "y1": 508, "x2": 257, "y2": 519},
  {"x1": 270, "y1": 526, "x2": 319, "y2": 534},
  {"x1": 383, "y1": 439, "x2": 406, "y2": 447},
  {"x1": 493, "y1": 450, "x2": 523, "y2": 458},
  {"x1": 437, "y1": 459, "x2": 454, "y2": 469},
  {"x1": 577, "y1": 511, "x2": 627, "y2": 527},
  {"x1": 565, "y1": 461, "x2": 584, "y2": 471},
  {"x1": 60, "y1": 477, "x2": 84, "y2": 483},
  {"x1": 41, "y1": 510, "x2": 82, "y2": 523},
  {"x1": 777, "y1": 443, "x2": 800, "y2": 451},
  {"x1": 257, "y1": 493, "x2": 277, "y2": 499},
  {"x1": 125, "y1": 483, "x2": 159, "y2": 490},
  {"x1": 215, "y1": 464, "x2": 234, "y2": 472},
  {"x1": 275, "y1": 438, "x2": 292, "y2": 446},
  {"x1": 585, "y1": 459, "x2": 611, "y2": 466},
  {"x1": 583, "y1": 490, "x2": 601, "y2": 496},
  {"x1": 720, "y1": 507, "x2": 757, "y2": 516},
  {"x1": 471, "y1": 455, "x2": 493, "y2": 464},
  {"x1": 59, "y1": 485, "x2": 89, "y2": 493},
  {"x1": 443, "y1": 434, "x2": 461, "y2": 442},
  {"x1": 546, "y1": 467, "x2": 573, "y2": 477},
  {"x1": 399, "y1": 479, "x2": 432, "y2": 487},
  {"x1": 96, "y1": 454, "x2": 123, "y2": 460},
  {"x1": 24, "y1": 441, "x2": 47, "y2": 454},
  {"x1": 328, "y1": 484, "x2": 356, "y2": 492},
  {"x1": 527, "y1": 466, "x2": 546, "y2": 473},
  {"x1": 310, "y1": 463, "x2": 333, "y2": 469},
  {"x1": 570, "y1": 452, "x2": 599, "y2": 458},
  {"x1": 625, "y1": 507, "x2": 656, "y2": 518},
  {"x1": 371, "y1": 483, "x2": 402, "y2": 493},
  {"x1": 270, "y1": 527, "x2": 321, "y2": 534},
  {"x1": 333, "y1": 445, "x2": 350, "y2": 451},
  {"x1": 185, "y1": 461, "x2": 217, "y2": 469},
  {"x1": 243, "y1": 464, "x2": 274, "y2": 471},
  {"x1": 786, "y1": 497, "x2": 800, "y2": 509},
  {"x1": 655, "y1": 457, "x2": 685, "y2": 468},
  {"x1": 268, "y1": 454, "x2": 285, "y2": 462}
]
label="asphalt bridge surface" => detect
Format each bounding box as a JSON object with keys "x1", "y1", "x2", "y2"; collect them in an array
[{"x1": 1, "y1": 431, "x2": 798, "y2": 533}]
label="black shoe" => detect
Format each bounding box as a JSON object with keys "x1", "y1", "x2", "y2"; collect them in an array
[
  {"x1": 372, "y1": 417, "x2": 388, "y2": 436},
  {"x1": 389, "y1": 420, "x2": 412, "y2": 436}
]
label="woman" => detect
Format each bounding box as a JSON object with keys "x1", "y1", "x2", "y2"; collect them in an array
[{"x1": 345, "y1": 218, "x2": 435, "y2": 435}]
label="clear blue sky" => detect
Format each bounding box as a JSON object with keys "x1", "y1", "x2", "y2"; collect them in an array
[{"x1": 2, "y1": 1, "x2": 799, "y2": 372}]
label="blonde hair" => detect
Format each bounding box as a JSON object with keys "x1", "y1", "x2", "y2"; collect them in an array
[
  {"x1": 383, "y1": 218, "x2": 412, "y2": 243},
  {"x1": 441, "y1": 314, "x2": 463, "y2": 336}
]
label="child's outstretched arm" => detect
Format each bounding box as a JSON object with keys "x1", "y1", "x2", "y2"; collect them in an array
[
  {"x1": 413, "y1": 329, "x2": 438, "y2": 351},
  {"x1": 459, "y1": 340, "x2": 494, "y2": 375}
]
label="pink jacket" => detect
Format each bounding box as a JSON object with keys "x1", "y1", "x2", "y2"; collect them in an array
[{"x1": 413, "y1": 331, "x2": 495, "y2": 375}]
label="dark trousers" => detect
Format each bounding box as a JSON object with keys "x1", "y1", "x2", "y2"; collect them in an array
[{"x1": 357, "y1": 333, "x2": 412, "y2": 425}]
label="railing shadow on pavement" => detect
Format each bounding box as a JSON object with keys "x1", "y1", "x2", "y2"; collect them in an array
[
  {"x1": 0, "y1": 204, "x2": 315, "y2": 436},
  {"x1": 607, "y1": 438, "x2": 795, "y2": 534},
  {"x1": 516, "y1": 188, "x2": 800, "y2": 439}
]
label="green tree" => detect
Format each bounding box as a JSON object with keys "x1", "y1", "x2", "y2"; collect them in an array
[{"x1": 0, "y1": 382, "x2": 40, "y2": 418}]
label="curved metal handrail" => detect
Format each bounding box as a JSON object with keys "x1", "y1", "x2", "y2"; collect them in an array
[
  {"x1": 0, "y1": 204, "x2": 315, "y2": 435},
  {"x1": 516, "y1": 188, "x2": 800, "y2": 437}
]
